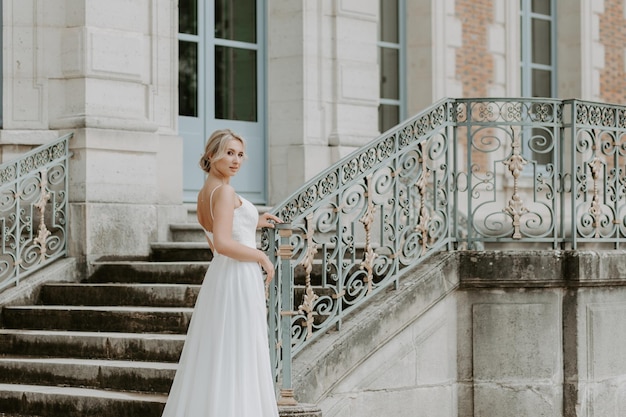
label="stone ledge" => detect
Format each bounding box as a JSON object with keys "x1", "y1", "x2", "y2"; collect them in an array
[
  {"x1": 279, "y1": 404, "x2": 322, "y2": 417},
  {"x1": 459, "y1": 250, "x2": 626, "y2": 288}
]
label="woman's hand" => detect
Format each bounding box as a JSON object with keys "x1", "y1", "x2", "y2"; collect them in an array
[
  {"x1": 257, "y1": 212, "x2": 283, "y2": 229},
  {"x1": 258, "y1": 251, "x2": 275, "y2": 282}
]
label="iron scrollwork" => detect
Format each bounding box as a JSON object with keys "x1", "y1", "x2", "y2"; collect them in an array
[{"x1": 267, "y1": 98, "x2": 626, "y2": 397}]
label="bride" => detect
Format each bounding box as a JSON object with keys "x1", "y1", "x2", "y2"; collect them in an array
[{"x1": 161, "y1": 129, "x2": 281, "y2": 417}]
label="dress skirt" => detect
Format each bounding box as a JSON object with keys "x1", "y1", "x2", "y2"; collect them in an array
[{"x1": 161, "y1": 253, "x2": 279, "y2": 417}]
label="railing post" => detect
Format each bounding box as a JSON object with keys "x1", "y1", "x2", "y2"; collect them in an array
[
  {"x1": 275, "y1": 223, "x2": 297, "y2": 406},
  {"x1": 267, "y1": 226, "x2": 279, "y2": 386}
]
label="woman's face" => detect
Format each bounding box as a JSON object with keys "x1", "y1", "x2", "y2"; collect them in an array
[{"x1": 211, "y1": 138, "x2": 245, "y2": 178}]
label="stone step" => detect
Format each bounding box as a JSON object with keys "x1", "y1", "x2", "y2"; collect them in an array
[
  {"x1": 150, "y1": 242, "x2": 213, "y2": 262},
  {"x1": 39, "y1": 283, "x2": 200, "y2": 307},
  {"x1": 0, "y1": 329, "x2": 184, "y2": 362},
  {"x1": 1, "y1": 306, "x2": 192, "y2": 334},
  {"x1": 0, "y1": 383, "x2": 166, "y2": 417},
  {"x1": 183, "y1": 203, "x2": 197, "y2": 223},
  {"x1": 87, "y1": 261, "x2": 208, "y2": 284},
  {"x1": 0, "y1": 356, "x2": 176, "y2": 394},
  {"x1": 169, "y1": 223, "x2": 208, "y2": 242}
]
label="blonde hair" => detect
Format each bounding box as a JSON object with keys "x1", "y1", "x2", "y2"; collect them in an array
[{"x1": 199, "y1": 129, "x2": 247, "y2": 173}]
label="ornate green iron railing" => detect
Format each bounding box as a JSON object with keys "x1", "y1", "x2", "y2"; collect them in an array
[
  {"x1": 0, "y1": 133, "x2": 73, "y2": 291},
  {"x1": 264, "y1": 98, "x2": 626, "y2": 403}
]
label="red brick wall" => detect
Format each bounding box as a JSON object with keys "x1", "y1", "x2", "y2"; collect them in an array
[
  {"x1": 455, "y1": 0, "x2": 496, "y2": 171},
  {"x1": 599, "y1": 0, "x2": 626, "y2": 104},
  {"x1": 456, "y1": 0, "x2": 495, "y2": 97}
]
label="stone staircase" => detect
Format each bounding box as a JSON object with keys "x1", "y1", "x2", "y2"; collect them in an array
[
  {"x1": 0, "y1": 206, "x2": 212, "y2": 417},
  {"x1": 0, "y1": 203, "x2": 330, "y2": 417}
]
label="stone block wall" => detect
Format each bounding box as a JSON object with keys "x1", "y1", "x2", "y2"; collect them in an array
[
  {"x1": 1, "y1": 0, "x2": 185, "y2": 266},
  {"x1": 459, "y1": 250, "x2": 626, "y2": 417},
  {"x1": 295, "y1": 251, "x2": 626, "y2": 417}
]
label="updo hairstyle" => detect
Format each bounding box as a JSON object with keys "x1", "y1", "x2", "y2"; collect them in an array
[{"x1": 199, "y1": 129, "x2": 247, "y2": 174}]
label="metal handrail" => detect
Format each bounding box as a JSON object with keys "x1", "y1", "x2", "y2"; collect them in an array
[
  {"x1": 0, "y1": 133, "x2": 73, "y2": 291},
  {"x1": 265, "y1": 97, "x2": 626, "y2": 403}
]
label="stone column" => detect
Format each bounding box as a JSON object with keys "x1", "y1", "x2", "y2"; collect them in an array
[
  {"x1": 267, "y1": 0, "x2": 379, "y2": 204},
  {"x1": 557, "y1": 0, "x2": 604, "y2": 100},
  {"x1": 406, "y1": 0, "x2": 462, "y2": 114},
  {"x1": 0, "y1": 0, "x2": 59, "y2": 160}
]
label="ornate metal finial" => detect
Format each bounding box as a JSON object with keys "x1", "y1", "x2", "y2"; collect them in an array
[
  {"x1": 297, "y1": 214, "x2": 318, "y2": 339},
  {"x1": 503, "y1": 132, "x2": 529, "y2": 238},
  {"x1": 414, "y1": 150, "x2": 431, "y2": 254},
  {"x1": 33, "y1": 169, "x2": 51, "y2": 262},
  {"x1": 359, "y1": 175, "x2": 377, "y2": 295},
  {"x1": 588, "y1": 157, "x2": 604, "y2": 237}
]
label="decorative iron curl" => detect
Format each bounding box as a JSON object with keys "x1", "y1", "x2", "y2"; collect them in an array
[
  {"x1": 0, "y1": 133, "x2": 72, "y2": 291},
  {"x1": 399, "y1": 126, "x2": 414, "y2": 148},
  {"x1": 0, "y1": 164, "x2": 17, "y2": 185},
  {"x1": 342, "y1": 158, "x2": 360, "y2": 183},
  {"x1": 529, "y1": 103, "x2": 554, "y2": 122},
  {"x1": 619, "y1": 109, "x2": 626, "y2": 128},
  {"x1": 505, "y1": 102, "x2": 523, "y2": 121}
]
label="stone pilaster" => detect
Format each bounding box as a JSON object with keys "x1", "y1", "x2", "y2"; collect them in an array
[
  {"x1": 268, "y1": 0, "x2": 379, "y2": 203},
  {"x1": 2, "y1": 0, "x2": 184, "y2": 264}
]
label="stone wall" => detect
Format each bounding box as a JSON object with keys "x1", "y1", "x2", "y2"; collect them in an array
[
  {"x1": 294, "y1": 250, "x2": 626, "y2": 417},
  {"x1": 599, "y1": 0, "x2": 626, "y2": 104},
  {"x1": 461, "y1": 250, "x2": 626, "y2": 417},
  {"x1": 1, "y1": 0, "x2": 186, "y2": 266},
  {"x1": 267, "y1": 0, "x2": 380, "y2": 203}
]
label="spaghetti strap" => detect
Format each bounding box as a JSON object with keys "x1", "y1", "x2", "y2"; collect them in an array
[{"x1": 208, "y1": 184, "x2": 223, "y2": 221}]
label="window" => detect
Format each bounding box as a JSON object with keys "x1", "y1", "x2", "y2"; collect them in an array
[
  {"x1": 520, "y1": 0, "x2": 555, "y2": 97},
  {"x1": 178, "y1": 0, "x2": 199, "y2": 117},
  {"x1": 214, "y1": 0, "x2": 258, "y2": 122},
  {"x1": 178, "y1": 0, "x2": 266, "y2": 203},
  {"x1": 520, "y1": 0, "x2": 556, "y2": 164},
  {"x1": 378, "y1": 0, "x2": 405, "y2": 133}
]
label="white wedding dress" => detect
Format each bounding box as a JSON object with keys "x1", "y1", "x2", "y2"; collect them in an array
[{"x1": 161, "y1": 192, "x2": 279, "y2": 417}]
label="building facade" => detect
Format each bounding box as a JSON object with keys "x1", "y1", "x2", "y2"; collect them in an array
[{"x1": 0, "y1": 0, "x2": 624, "y2": 264}]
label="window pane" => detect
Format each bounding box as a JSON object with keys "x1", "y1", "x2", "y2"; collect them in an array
[
  {"x1": 380, "y1": 47, "x2": 399, "y2": 100},
  {"x1": 532, "y1": 68, "x2": 551, "y2": 97},
  {"x1": 379, "y1": 104, "x2": 399, "y2": 133},
  {"x1": 531, "y1": 18, "x2": 551, "y2": 65},
  {"x1": 380, "y1": 0, "x2": 399, "y2": 43},
  {"x1": 179, "y1": 41, "x2": 198, "y2": 117},
  {"x1": 215, "y1": 0, "x2": 256, "y2": 43},
  {"x1": 215, "y1": 46, "x2": 257, "y2": 121},
  {"x1": 179, "y1": 0, "x2": 198, "y2": 35},
  {"x1": 531, "y1": 0, "x2": 550, "y2": 15}
]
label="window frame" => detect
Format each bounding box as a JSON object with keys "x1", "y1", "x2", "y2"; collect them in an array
[
  {"x1": 378, "y1": 0, "x2": 406, "y2": 133},
  {"x1": 520, "y1": 0, "x2": 557, "y2": 98}
]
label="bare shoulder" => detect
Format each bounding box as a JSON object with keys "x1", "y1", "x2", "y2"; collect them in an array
[
  {"x1": 209, "y1": 183, "x2": 235, "y2": 204},
  {"x1": 197, "y1": 183, "x2": 234, "y2": 225}
]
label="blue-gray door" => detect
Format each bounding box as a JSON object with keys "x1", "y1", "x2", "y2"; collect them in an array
[{"x1": 179, "y1": 0, "x2": 266, "y2": 203}]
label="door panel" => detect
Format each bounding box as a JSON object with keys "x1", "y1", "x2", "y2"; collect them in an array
[{"x1": 179, "y1": 0, "x2": 266, "y2": 204}]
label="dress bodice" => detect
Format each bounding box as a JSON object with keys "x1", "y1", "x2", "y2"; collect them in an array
[{"x1": 205, "y1": 196, "x2": 258, "y2": 251}]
